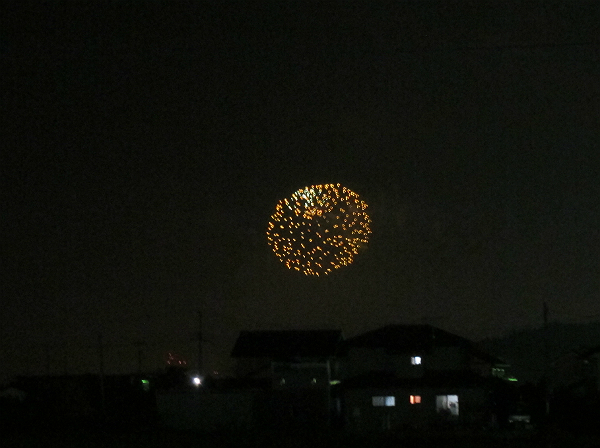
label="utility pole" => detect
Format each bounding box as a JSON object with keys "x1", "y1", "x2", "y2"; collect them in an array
[
  {"x1": 197, "y1": 310, "x2": 203, "y2": 376},
  {"x1": 543, "y1": 302, "x2": 550, "y2": 418},
  {"x1": 135, "y1": 340, "x2": 145, "y2": 374},
  {"x1": 45, "y1": 345, "x2": 51, "y2": 376},
  {"x1": 98, "y1": 332, "x2": 106, "y2": 418}
]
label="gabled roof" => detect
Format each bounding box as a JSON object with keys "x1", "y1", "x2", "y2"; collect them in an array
[
  {"x1": 231, "y1": 330, "x2": 343, "y2": 360},
  {"x1": 343, "y1": 324, "x2": 506, "y2": 365},
  {"x1": 344, "y1": 324, "x2": 469, "y2": 352}
]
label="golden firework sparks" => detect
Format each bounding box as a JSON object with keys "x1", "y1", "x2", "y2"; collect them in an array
[{"x1": 266, "y1": 184, "x2": 372, "y2": 276}]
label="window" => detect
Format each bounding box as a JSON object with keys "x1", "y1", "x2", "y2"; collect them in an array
[
  {"x1": 410, "y1": 395, "x2": 421, "y2": 404},
  {"x1": 436, "y1": 395, "x2": 459, "y2": 416},
  {"x1": 492, "y1": 367, "x2": 505, "y2": 378},
  {"x1": 411, "y1": 356, "x2": 422, "y2": 365},
  {"x1": 372, "y1": 396, "x2": 395, "y2": 407}
]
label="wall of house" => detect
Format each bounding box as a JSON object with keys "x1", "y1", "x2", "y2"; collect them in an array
[
  {"x1": 234, "y1": 357, "x2": 271, "y2": 378},
  {"x1": 345, "y1": 387, "x2": 428, "y2": 431},
  {"x1": 272, "y1": 361, "x2": 330, "y2": 389},
  {"x1": 345, "y1": 348, "x2": 386, "y2": 375},
  {"x1": 345, "y1": 346, "x2": 470, "y2": 379},
  {"x1": 345, "y1": 348, "x2": 424, "y2": 378},
  {"x1": 343, "y1": 387, "x2": 489, "y2": 432},
  {"x1": 426, "y1": 346, "x2": 466, "y2": 371}
]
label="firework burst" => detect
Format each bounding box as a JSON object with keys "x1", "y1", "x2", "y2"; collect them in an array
[{"x1": 266, "y1": 183, "x2": 372, "y2": 276}]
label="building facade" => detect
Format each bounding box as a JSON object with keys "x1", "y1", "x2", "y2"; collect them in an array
[{"x1": 339, "y1": 325, "x2": 508, "y2": 430}]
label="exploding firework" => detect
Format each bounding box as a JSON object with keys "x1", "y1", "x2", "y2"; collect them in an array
[{"x1": 266, "y1": 183, "x2": 372, "y2": 276}]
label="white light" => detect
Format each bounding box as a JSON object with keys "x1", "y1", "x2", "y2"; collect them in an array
[
  {"x1": 192, "y1": 376, "x2": 202, "y2": 386},
  {"x1": 372, "y1": 396, "x2": 396, "y2": 407},
  {"x1": 411, "y1": 356, "x2": 422, "y2": 365}
]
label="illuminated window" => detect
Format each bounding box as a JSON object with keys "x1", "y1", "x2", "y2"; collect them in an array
[
  {"x1": 410, "y1": 395, "x2": 421, "y2": 404},
  {"x1": 436, "y1": 395, "x2": 459, "y2": 416},
  {"x1": 411, "y1": 356, "x2": 422, "y2": 365},
  {"x1": 492, "y1": 367, "x2": 505, "y2": 378},
  {"x1": 372, "y1": 396, "x2": 395, "y2": 407}
]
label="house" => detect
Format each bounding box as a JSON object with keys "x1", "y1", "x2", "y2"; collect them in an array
[
  {"x1": 230, "y1": 329, "x2": 343, "y2": 427},
  {"x1": 550, "y1": 345, "x2": 600, "y2": 396},
  {"x1": 231, "y1": 329, "x2": 343, "y2": 384},
  {"x1": 546, "y1": 345, "x2": 600, "y2": 431},
  {"x1": 196, "y1": 325, "x2": 511, "y2": 432},
  {"x1": 339, "y1": 324, "x2": 509, "y2": 431},
  {"x1": 156, "y1": 330, "x2": 343, "y2": 431}
]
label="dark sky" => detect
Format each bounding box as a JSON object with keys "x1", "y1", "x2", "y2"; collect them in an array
[{"x1": 2, "y1": 2, "x2": 599, "y2": 380}]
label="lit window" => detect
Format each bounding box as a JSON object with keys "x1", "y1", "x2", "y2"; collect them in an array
[
  {"x1": 436, "y1": 395, "x2": 459, "y2": 416},
  {"x1": 492, "y1": 367, "x2": 505, "y2": 378},
  {"x1": 372, "y1": 396, "x2": 395, "y2": 407},
  {"x1": 411, "y1": 356, "x2": 422, "y2": 365},
  {"x1": 410, "y1": 395, "x2": 421, "y2": 404}
]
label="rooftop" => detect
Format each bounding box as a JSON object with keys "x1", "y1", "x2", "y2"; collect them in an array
[{"x1": 231, "y1": 329, "x2": 343, "y2": 360}]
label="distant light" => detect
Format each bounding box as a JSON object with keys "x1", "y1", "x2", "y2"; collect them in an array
[
  {"x1": 140, "y1": 379, "x2": 150, "y2": 391},
  {"x1": 192, "y1": 376, "x2": 202, "y2": 386},
  {"x1": 411, "y1": 356, "x2": 422, "y2": 365},
  {"x1": 141, "y1": 379, "x2": 149, "y2": 384},
  {"x1": 508, "y1": 376, "x2": 518, "y2": 382},
  {"x1": 329, "y1": 380, "x2": 341, "y2": 386}
]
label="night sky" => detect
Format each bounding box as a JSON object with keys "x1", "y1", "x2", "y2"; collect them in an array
[{"x1": 2, "y1": 2, "x2": 599, "y2": 380}]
